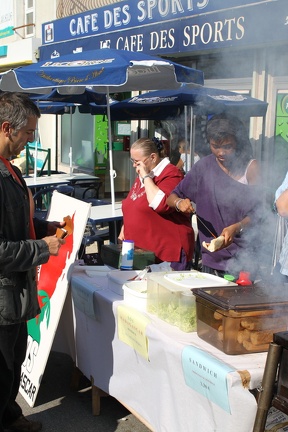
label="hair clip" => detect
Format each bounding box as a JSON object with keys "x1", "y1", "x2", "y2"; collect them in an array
[{"x1": 152, "y1": 137, "x2": 163, "y2": 151}]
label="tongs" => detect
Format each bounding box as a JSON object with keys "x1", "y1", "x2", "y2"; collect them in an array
[
  {"x1": 192, "y1": 211, "x2": 216, "y2": 239},
  {"x1": 129, "y1": 267, "x2": 150, "y2": 281}
]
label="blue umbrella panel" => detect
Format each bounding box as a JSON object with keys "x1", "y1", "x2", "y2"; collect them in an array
[
  {"x1": 0, "y1": 48, "x2": 204, "y2": 93},
  {"x1": 109, "y1": 87, "x2": 268, "y2": 121}
]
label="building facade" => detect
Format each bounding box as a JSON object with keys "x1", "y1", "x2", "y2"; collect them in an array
[{"x1": 1, "y1": 0, "x2": 288, "y2": 199}]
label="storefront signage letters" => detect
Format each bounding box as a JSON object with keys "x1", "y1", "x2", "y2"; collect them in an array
[
  {"x1": 40, "y1": 0, "x2": 287, "y2": 60},
  {"x1": 42, "y1": 0, "x2": 266, "y2": 45}
]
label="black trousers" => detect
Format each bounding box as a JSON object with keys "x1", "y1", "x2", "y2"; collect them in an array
[
  {"x1": 0, "y1": 322, "x2": 26, "y2": 432},
  {"x1": 201, "y1": 265, "x2": 227, "y2": 278}
]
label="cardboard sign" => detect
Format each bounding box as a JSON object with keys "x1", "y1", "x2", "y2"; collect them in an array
[
  {"x1": 117, "y1": 304, "x2": 150, "y2": 360},
  {"x1": 19, "y1": 191, "x2": 91, "y2": 406}
]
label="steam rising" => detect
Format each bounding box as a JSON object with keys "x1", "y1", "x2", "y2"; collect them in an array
[{"x1": 154, "y1": 111, "x2": 281, "y2": 285}]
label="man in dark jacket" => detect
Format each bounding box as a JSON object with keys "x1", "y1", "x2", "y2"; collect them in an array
[{"x1": 0, "y1": 92, "x2": 65, "y2": 432}]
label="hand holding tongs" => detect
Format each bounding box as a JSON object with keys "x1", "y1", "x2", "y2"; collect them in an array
[
  {"x1": 177, "y1": 198, "x2": 217, "y2": 239},
  {"x1": 192, "y1": 211, "x2": 217, "y2": 239}
]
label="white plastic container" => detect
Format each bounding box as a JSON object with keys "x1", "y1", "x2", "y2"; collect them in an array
[
  {"x1": 123, "y1": 280, "x2": 147, "y2": 311},
  {"x1": 107, "y1": 270, "x2": 141, "y2": 296},
  {"x1": 146, "y1": 271, "x2": 237, "y2": 332}
]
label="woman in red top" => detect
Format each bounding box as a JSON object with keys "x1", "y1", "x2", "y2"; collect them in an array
[{"x1": 119, "y1": 137, "x2": 194, "y2": 270}]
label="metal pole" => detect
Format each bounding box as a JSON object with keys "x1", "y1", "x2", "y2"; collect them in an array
[
  {"x1": 106, "y1": 88, "x2": 116, "y2": 210},
  {"x1": 190, "y1": 106, "x2": 195, "y2": 169},
  {"x1": 253, "y1": 342, "x2": 282, "y2": 432},
  {"x1": 55, "y1": 115, "x2": 58, "y2": 172},
  {"x1": 184, "y1": 106, "x2": 188, "y2": 173},
  {"x1": 69, "y1": 106, "x2": 73, "y2": 175}
]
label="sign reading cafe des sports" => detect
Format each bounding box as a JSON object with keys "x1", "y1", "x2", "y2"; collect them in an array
[{"x1": 40, "y1": 0, "x2": 288, "y2": 60}]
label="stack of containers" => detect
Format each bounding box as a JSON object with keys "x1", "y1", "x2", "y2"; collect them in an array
[{"x1": 146, "y1": 271, "x2": 236, "y2": 333}]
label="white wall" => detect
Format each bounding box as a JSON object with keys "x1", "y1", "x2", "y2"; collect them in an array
[{"x1": 38, "y1": 114, "x2": 58, "y2": 171}]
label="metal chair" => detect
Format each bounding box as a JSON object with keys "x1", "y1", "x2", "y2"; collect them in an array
[
  {"x1": 78, "y1": 199, "x2": 111, "y2": 258},
  {"x1": 33, "y1": 184, "x2": 74, "y2": 219},
  {"x1": 72, "y1": 179, "x2": 103, "y2": 200}
]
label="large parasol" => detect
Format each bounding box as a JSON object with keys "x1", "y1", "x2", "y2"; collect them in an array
[{"x1": 0, "y1": 48, "x2": 204, "y2": 208}]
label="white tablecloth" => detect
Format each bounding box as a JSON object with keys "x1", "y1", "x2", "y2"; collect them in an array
[{"x1": 62, "y1": 269, "x2": 268, "y2": 432}]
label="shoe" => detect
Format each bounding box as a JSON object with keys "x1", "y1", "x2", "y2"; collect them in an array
[{"x1": 4, "y1": 415, "x2": 42, "y2": 432}]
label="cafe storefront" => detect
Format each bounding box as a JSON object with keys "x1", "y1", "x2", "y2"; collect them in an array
[{"x1": 38, "y1": 0, "x2": 288, "y2": 198}]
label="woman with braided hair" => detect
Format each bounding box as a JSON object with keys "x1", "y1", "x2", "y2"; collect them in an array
[
  {"x1": 167, "y1": 114, "x2": 263, "y2": 279},
  {"x1": 119, "y1": 137, "x2": 194, "y2": 270}
]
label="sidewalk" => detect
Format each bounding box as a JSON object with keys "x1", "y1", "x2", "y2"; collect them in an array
[{"x1": 16, "y1": 351, "x2": 150, "y2": 432}]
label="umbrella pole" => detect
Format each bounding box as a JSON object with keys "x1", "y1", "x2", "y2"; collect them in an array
[
  {"x1": 33, "y1": 145, "x2": 37, "y2": 180},
  {"x1": 69, "y1": 106, "x2": 73, "y2": 175},
  {"x1": 106, "y1": 88, "x2": 116, "y2": 211},
  {"x1": 184, "y1": 106, "x2": 188, "y2": 173},
  {"x1": 33, "y1": 123, "x2": 40, "y2": 180},
  {"x1": 34, "y1": 101, "x2": 40, "y2": 180},
  {"x1": 190, "y1": 106, "x2": 195, "y2": 168}
]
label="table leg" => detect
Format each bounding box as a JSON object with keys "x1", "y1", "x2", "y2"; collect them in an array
[
  {"x1": 109, "y1": 220, "x2": 122, "y2": 244},
  {"x1": 70, "y1": 364, "x2": 83, "y2": 390},
  {"x1": 91, "y1": 375, "x2": 108, "y2": 416}
]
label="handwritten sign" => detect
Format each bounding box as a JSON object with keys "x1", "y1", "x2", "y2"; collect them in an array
[{"x1": 117, "y1": 304, "x2": 150, "y2": 360}]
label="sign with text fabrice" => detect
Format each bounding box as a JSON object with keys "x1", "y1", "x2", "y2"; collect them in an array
[{"x1": 19, "y1": 192, "x2": 91, "y2": 406}]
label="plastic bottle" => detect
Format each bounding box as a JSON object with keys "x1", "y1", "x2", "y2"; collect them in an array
[
  {"x1": 236, "y1": 271, "x2": 252, "y2": 286},
  {"x1": 120, "y1": 240, "x2": 134, "y2": 270}
]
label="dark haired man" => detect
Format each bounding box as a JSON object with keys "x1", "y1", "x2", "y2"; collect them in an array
[{"x1": 0, "y1": 92, "x2": 65, "y2": 432}]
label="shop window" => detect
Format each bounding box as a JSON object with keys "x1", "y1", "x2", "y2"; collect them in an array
[
  {"x1": 274, "y1": 92, "x2": 288, "y2": 189},
  {"x1": 61, "y1": 110, "x2": 95, "y2": 171},
  {"x1": 25, "y1": 0, "x2": 34, "y2": 37}
]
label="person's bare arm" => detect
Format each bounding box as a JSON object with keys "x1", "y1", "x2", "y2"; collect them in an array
[
  {"x1": 219, "y1": 216, "x2": 251, "y2": 248},
  {"x1": 276, "y1": 189, "x2": 288, "y2": 217},
  {"x1": 136, "y1": 160, "x2": 160, "y2": 204},
  {"x1": 118, "y1": 225, "x2": 125, "y2": 241},
  {"x1": 176, "y1": 158, "x2": 184, "y2": 171},
  {"x1": 247, "y1": 160, "x2": 261, "y2": 185},
  {"x1": 166, "y1": 193, "x2": 194, "y2": 214}
]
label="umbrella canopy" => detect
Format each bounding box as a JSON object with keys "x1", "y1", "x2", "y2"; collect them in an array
[
  {"x1": 107, "y1": 86, "x2": 268, "y2": 174},
  {"x1": 0, "y1": 49, "x2": 204, "y2": 208},
  {"x1": 31, "y1": 87, "x2": 107, "y2": 105},
  {"x1": 0, "y1": 48, "x2": 204, "y2": 93},
  {"x1": 37, "y1": 101, "x2": 76, "y2": 115},
  {"x1": 109, "y1": 87, "x2": 268, "y2": 120},
  {"x1": 78, "y1": 99, "x2": 118, "y2": 115}
]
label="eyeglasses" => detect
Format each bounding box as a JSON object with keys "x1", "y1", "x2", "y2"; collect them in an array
[{"x1": 130, "y1": 156, "x2": 150, "y2": 165}]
